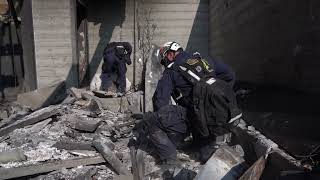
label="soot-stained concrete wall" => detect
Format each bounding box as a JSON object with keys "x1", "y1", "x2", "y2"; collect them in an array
[
  {"x1": 87, "y1": 0, "x2": 134, "y2": 85},
  {"x1": 209, "y1": 0, "x2": 320, "y2": 93},
  {"x1": 32, "y1": 0, "x2": 78, "y2": 88},
  {"x1": 87, "y1": 0, "x2": 209, "y2": 87}
]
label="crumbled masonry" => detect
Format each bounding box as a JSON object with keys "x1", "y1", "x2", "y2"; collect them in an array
[{"x1": 0, "y1": 87, "x2": 308, "y2": 180}]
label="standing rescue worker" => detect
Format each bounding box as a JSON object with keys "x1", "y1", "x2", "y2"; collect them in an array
[
  {"x1": 101, "y1": 42, "x2": 132, "y2": 96},
  {"x1": 136, "y1": 42, "x2": 242, "y2": 166}
]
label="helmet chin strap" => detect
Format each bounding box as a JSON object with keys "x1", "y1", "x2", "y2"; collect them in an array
[{"x1": 161, "y1": 57, "x2": 171, "y2": 67}]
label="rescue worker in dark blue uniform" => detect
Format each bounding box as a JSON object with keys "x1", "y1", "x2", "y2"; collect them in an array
[
  {"x1": 153, "y1": 47, "x2": 235, "y2": 111},
  {"x1": 101, "y1": 42, "x2": 132, "y2": 95},
  {"x1": 138, "y1": 42, "x2": 242, "y2": 165}
]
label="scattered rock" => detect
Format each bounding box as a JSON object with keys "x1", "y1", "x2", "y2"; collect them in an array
[
  {"x1": 74, "y1": 117, "x2": 101, "y2": 133},
  {"x1": 0, "y1": 110, "x2": 8, "y2": 120},
  {"x1": 93, "y1": 137, "x2": 129, "y2": 175},
  {"x1": 92, "y1": 90, "x2": 116, "y2": 98},
  {"x1": 68, "y1": 87, "x2": 85, "y2": 99},
  {"x1": 0, "y1": 149, "x2": 27, "y2": 163},
  {"x1": 0, "y1": 105, "x2": 60, "y2": 137}
]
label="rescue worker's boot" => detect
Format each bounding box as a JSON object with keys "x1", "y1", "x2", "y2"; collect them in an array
[
  {"x1": 199, "y1": 140, "x2": 220, "y2": 163},
  {"x1": 160, "y1": 159, "x2": 183, "y2": 179}
]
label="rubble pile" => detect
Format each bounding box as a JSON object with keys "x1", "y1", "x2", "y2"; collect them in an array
[{"x1": 0, "y1": 88, "x2": 201, "y2": 180}]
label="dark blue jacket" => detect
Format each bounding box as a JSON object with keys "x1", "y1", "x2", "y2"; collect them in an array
[{"x1": 152, "y1": 51, "x2": 235, "y2": 111}]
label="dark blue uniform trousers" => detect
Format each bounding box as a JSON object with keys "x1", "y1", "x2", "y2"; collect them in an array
[
  {"x1": 101, "y1": 50, "x2": 127, "y2": 92},
  {"x1": 145, "y1": 105, "x2": 190, "y2": 161}
]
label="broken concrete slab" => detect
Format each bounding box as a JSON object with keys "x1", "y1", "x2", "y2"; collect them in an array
[
  {"x1": 68, "y1": 150, "x2": 97, "y2": 157},
  {"x1": 136, "y1": 149, "x2": 145, "y2": 179},
  {"x1": 239, "y1": 156, "x2": 266, "y2": 180},
  {"x1": 0, "y1": 149, "x2": 27, "y2": 164},
  {"x1": 61, "y1": 96, "x2": 76, "y2": 105},
  {"x1": 126, "y1": 91, "x2": 144, "y2": 114},
  {"x1": 130, "y1": 146, "x2": 139, "y2": 180},
  {"x1": 98, "y1": 97, "x2": 128, "y2": 113},
  {"x1": 74, "y1": 100, "x2": 90, "y2": 107},
  {"x1": 93, "y1": 137, "x2": 129, "y2": 175},
  {"x1": 0, "y1": 105, "x2": 60, "y2": 137},
  {"x1": 0, "y1": 110, "x2": 8, "y2": 120},
  {"x1": 68, "y1": 87, "x2": 85, "y2": 99},
  {"x1": 0, "y1": 156, "x2": 106, "y2": 180},
  {"x1": 52, "y1": 141, "x2": 95, "y2": 151},
  {"x1": 144, "y1": 45, "x2": 163, "y2": 112},
  {"x1": 232, "y1": 120, "x2": 305, "y2": 178},
  {"x1": 74, "y1": 117, "x2": 101, "y2": 133},
  {"x1": 194, "y1": 145, "x2": 246, "y2": 180},
  {"x1": 27, "y1": 118, "x2": 52, "y2": 133},
  {"x1": 72, "y1": 166, "x2": 97, "y2": 180},
  {"x1": 81, "y1": 92, "x2": 104, "y2": 112},
  {"x1": 92, "y1": 90, "x2": 116, "y2": 98},
  {"x1": 17, "y1": 81, "x2": 67, "y2": 110},
  {"x1": 81, "y1": 91, "x2": 95, "y2": 100}
]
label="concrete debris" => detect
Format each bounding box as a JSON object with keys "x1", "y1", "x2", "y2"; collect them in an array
[
  {"x1": 74, "y1": 100, "x2": 91, "y2": 106},
  {"x1": 239, "y1": 156, "x2": 267, "y2": 180},
  {"x1": 194, "y1": 145, "x2": 246, "y2": 180},
  {"x1": 52, "y1": 141, "x2": 95, "y2": 151},
  {"x1": 0, "y1": 110, "x2": 8, "y2": 120},
  {"x1": 69, "y1": 150, "x2": 97, "y2": 157},
  {"x1": 232, "y1": 119, "x2": 306, "y2": 179},
  {"x1": 72, "y1": 166, "x2": 98, "y2": 180},
  {"x1": 68, "y1": 87, "x2": 86, "y2": 99},
  {"x1": 0, "y1": 105, "x2": 60, "y2": 137},
  {"x1": 0, "y1": 150, "x2": 27, "y2": 164},
  {"x1": 61, "y1": 96, "x2": 76, "y2": 105},
  {"x1": 27, "y1": 118, "x2": 52, "y2": 133},
  {"x1": 93, "y1": 137, "x2": 129, "y2": 175},
  {"x1": 0, "y1": 87, "x2": 307, "y2": 179},
  {"x1": 0, "y1": 156, "x2": 106, "y2": 180},
  {"x1": 74, "y1": 117, "x2": 101, "y2": 133},
  {"x1": 16, "y1": 81, "x2": 67, "y2": 110},
  {"x1": 98, "y1": 91, "x2": 143, "y2": 113},
  {"x1": 144, "y1": 45, "x2": 163, "y2": 112},
  {"x1": 93, "y1": 90, "x2": 116, "y2": 98}
]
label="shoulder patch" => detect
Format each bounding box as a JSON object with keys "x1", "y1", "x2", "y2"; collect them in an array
[{"x1": 186, "y1": 58, "x2": 199, "y2": 65}]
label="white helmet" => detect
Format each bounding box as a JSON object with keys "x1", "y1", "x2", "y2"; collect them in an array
[{"x1": 159, "y1": 41, "x2": 183, "y2": 59}]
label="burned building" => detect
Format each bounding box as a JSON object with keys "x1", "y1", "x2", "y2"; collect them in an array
[{"x1": 0, "y1": 0, "x2": 320, "y2": 179}]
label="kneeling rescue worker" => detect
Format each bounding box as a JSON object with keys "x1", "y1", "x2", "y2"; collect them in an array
[{"x1": 134, "y1": 41, "x2": 243, "y2": 167}]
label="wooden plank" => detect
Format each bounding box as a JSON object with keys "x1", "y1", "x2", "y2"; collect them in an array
[
  {"x1": 93, "y1": 138, "x2": 129, "y2": 175},
  {"x1": 0, "y1": 156, "x2": 105, "y2": 180},
  {"x1": 0, "y1": 105, "x2": 60, "y2": 137}
]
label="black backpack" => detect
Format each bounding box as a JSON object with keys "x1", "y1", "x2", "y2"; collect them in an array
[{"x1": 170, "y1": 58, "x2": 242, "y2": 137}]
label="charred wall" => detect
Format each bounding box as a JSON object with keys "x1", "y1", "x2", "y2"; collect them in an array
[
  {"x1": 87, "y1": 0, "x2": 209, "y2": 87},
  {"x1": 209, "y1": 0, "x2": 320, "y2": 93},
  {"x1": 31, "y1": 0, "x2": 78, "y2": 88}
]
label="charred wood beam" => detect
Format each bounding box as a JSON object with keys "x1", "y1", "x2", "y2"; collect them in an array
[
  {"x1": 0, "y1": 105, "x2": 60, "y2": 137},
  {"x1": 0, "y1": 156, "x2": 105, "y2": 180}
]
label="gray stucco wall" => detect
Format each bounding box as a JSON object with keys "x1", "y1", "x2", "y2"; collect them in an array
[
  {"x1": 87, "y1": 0, "x2": 134, "y2": 85},
  {"x1": 209, "y1": 0, "x2": 320, "y2": 93},
  {"x1": 87, "y1": 0, "x2": 208, "y2": 87},
  {"x1": 32, "y1": 0, "x2": 78, "y2": 88},
  {"x1": 143, "y1": 0, "x2": 209, "y2": 56}
]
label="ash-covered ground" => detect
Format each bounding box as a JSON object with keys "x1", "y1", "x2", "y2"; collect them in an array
[{"x1": 0, "y1": 91, "x2": 201, "y2": 180}]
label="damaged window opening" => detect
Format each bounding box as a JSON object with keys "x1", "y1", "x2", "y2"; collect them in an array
[{"x1": 0, "y1": 0, "x2": 320, "y2": 179}]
